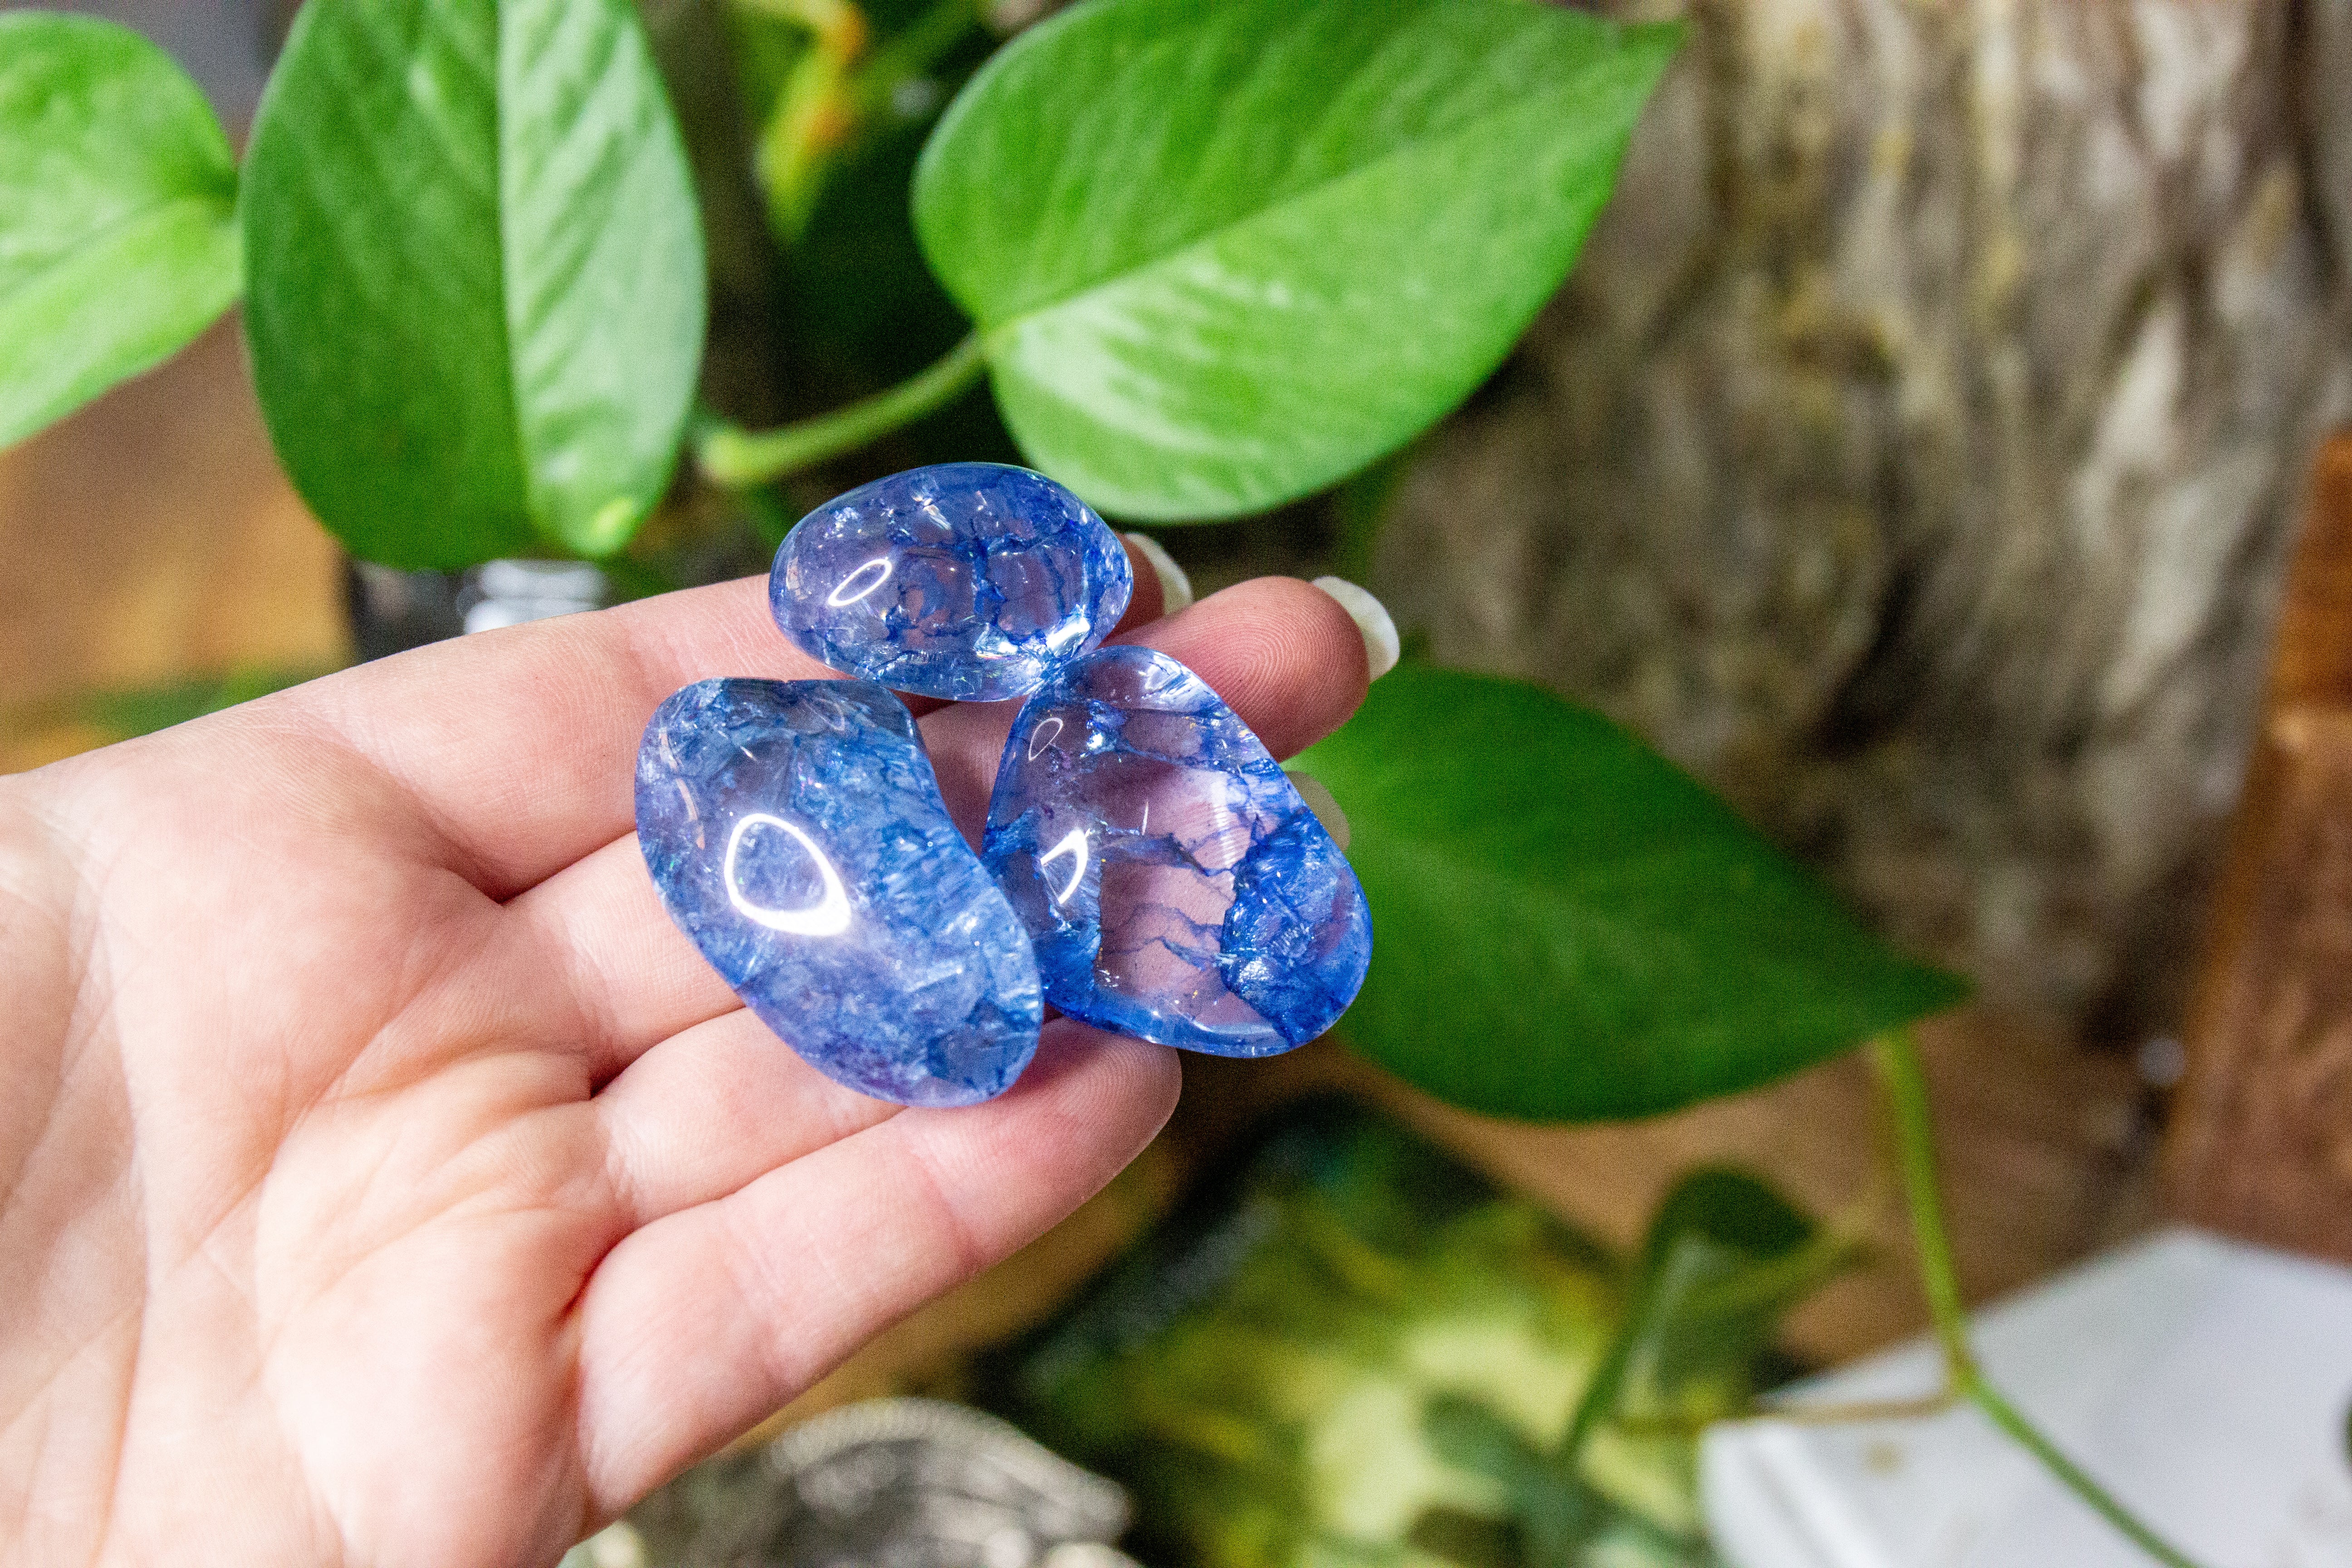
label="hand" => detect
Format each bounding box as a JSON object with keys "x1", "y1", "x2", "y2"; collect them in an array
[{"x1": 0, "y1": 564, "x2": 1369, "y2": 1568}]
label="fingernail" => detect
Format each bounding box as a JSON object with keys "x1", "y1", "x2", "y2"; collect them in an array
[
  {"x1": 1310, "y1": 576, "x2": 1399, "y2": 680},
  {"x1": 1285, "y1": 770, "x2": 1351, "y2": 850},
  {"x1": 1123, "y1": 532, "x2": 1193, "y2": 615}
]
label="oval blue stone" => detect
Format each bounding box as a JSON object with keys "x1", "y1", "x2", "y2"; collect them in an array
[
  {"x1": 982, "y1": 647, "x2": 1372, "y2": 1057},
  {"x1": 636, "y1": 677, "x2": 1043, "y2": 1106},
  {"x1": 769, "y1": 463, "x2": 1134, "y2": 701}
]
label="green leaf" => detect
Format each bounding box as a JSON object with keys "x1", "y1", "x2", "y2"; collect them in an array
[
  {"x1": 1421, "y1": 1172, "x2": 1845, "y2": 1558},
  {"x1": 1564, "y1": 1170, "x2": 1849, "y2": 1540},
  {"x1": 911, "y1": 0, "x2": 1679, "y2": 520},
  {"x1": 241, "y1": 0, "x2": 706, "y2": 569},
  {"x1": 1423, "y1": 1395, "x2": 1603, "y2": 1562},
  {"x1": 1292, "y1": 667, "x2": 1969, "y2": 1121},
  {"x1": 1612, "y1": 1170, "x2": 1850, "y2": 1418},
  {"x1": 0, "y1": 13, "x2": 240, "y2": 448}
]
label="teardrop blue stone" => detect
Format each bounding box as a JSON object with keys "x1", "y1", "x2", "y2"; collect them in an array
[
  {"x1": 982, "y1": 647, "x2": 1372, "y2": 1056},
  {"x1": 637, "y1": 677, "x2": 1043, "y2": 1105}
]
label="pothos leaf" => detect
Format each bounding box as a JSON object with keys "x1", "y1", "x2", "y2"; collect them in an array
[
  {"x1": 1293, "y1": 666, "x2": 1969, "y2": 1121},
  {"x1": 0, "y1": 13, "x2": 240, "y2": 447},
  {"x1": 913, "y1": 0, "x2": 1680, "y2": 519},
  {"x1": 241, "y1": 0, "x2": 706, "y2": 568}
]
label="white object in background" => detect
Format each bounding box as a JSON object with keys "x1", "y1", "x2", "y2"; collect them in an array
[
  {"x1": 1700, "y1": 1229, "x2": 2352, "y2": 1568},
  {"x1": 460, "y1": 558, "x2": 607, "y2": 633}
]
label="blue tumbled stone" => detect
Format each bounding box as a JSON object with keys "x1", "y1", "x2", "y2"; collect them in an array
[
  {"x1": 982, "y1": 647, "x2": 1372, "y2": 1057},
  {"x1": 636, "y1": 677, "x2": 1043, "y2": 1106},
  {"x1": 770, "y1": 463, "x2": 1134, "y2": 701}
]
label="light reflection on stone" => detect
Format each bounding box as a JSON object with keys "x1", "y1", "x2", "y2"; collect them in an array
[
  {"x1": 983, "y1": 647, "x2": 1372, "y2": 1057},
  {"x1": 637, "y1": 677, "x2": 1041, "y2": 1105},
  {"x1": 771, "y1": 464, "x2": 1132, "y2": 701},
  {"x1": 723, "y1": 813, "x2": 854, "y2": 936}
]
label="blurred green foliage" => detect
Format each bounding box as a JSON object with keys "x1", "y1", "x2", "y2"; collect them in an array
[
  {"x1": 994, "y1": 1103, "x2": 1847, "y2": 1568},
  {"x1": 0, "y1": 12, "x2": 240, "y2": 446}
]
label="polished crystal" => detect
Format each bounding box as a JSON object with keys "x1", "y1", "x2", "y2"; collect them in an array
[
  {"x1": 982, "y1": 647, "x2": 1372, "y2": 1056},
  {"x1": 770, "y1": 463, "x2": 1132, "y2": 701},
  {"x1": 637, "y1": 677, "x2": 1042, "y2": 1106}
]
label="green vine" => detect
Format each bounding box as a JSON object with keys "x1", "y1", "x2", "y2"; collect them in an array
[
  {"x1": 1871, "y1": 1031, "x2": 2209, "y2": 1568},
  {"x1": 696, "y1": 332, "x2": 988, "y2": 488}
]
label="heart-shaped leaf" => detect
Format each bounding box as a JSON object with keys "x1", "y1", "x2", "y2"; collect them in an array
[
  {"x1": 912, "y1": 0, "x2": 1679, "y2": 520},
  {"x1": 1291, "y1": 667, "x2": 1969, "y2": 1121},
  {"x1": 0, "y1": 13, "x2": 240, "y2": 448},
  {"x1": 241, "y1": 0, "x2": 706, "y2": 568},
  {"x1": 1610, "y1": 1170, "x2": 1851, "y2": 1419}
]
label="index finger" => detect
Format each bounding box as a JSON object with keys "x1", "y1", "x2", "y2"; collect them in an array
[
  {"x1": 280, "y1": 574, "x2": 816, "y2": 898},
  {"x1": 264, "y1": 535, "x2": 1222, "y2": 902}
]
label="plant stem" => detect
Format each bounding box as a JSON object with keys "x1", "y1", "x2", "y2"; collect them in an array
[
  {"x1": 1870, "y1": 1030, "x2": 2210, "y2": 1568},
  {"x1": 1872, "y1": 1032, "x2": 1972, "y2": 1372},
  {"x1": 697, "y1": 333, "x2": 989, "y2": 488},
  {"x1": 858, "y1": 0, "x2": 979, "y2": 97},
  {"x1": 736, "y1": 0, "x2": 977, "y2": 243},
  {"x1": 1557, "y1": 1303, "x2": 1636, "y2": 1469},
  {"x1": 733, "y1": 0, "x2": 867, "y2": 55}
]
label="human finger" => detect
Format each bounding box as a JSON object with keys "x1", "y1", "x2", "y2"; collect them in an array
[
  {"x1": 922, "y1": 573, "x2": 1370, "y2": 835},
  {"x1": 1112, "y1": 531, "x2": 1191, "y2": 631},
  {"x1": 494, "y1": 574, "x2": 1369, "y2": 1076},
  {"x1": 280, "y1": 576, "x2": 822, "y2": 899},
  {"x1": 570, "y1": 1022, "x2": 1178, "y2": 1512},
  {"x1": 279, "y1": 527, "x2": 1193, "y2": 901},
  {"x1": 590, "y1": 1006, "x2": 903, "y2": 1228}
]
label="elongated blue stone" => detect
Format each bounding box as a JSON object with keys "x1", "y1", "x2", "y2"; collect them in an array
[
  {"x1": 636, "y1": 678, "x2": 1043, "y2": 1106},
  {"x1": 770, "y1": 463, "x2": 1134, "y2": 701},
  {"x1": 982, "y1": 647, "x2": 1372, "y2": 1056}
]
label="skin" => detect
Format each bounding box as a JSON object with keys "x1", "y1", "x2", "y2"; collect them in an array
[{"x1": 0, "y1": 559, "x2": 1370, "y2": 1568}]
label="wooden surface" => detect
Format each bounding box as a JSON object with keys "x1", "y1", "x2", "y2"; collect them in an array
[
  {"x1": 2258, "y1": 437, "x2": 2352, "y2": 712},
  {"x1": 2168, "y1": 433, "x2": 2352, "y2": 1257},
  {"x1": 1, "y1": 325, "x2": 2154, "y2": 1428},
  {"x1": 0, "y1": 314, "x2": 344, "y2": 771}
]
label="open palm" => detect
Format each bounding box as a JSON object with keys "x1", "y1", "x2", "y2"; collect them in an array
[{"x1": 0, "y1": 565, "x2": 1368, "y2": 1568}]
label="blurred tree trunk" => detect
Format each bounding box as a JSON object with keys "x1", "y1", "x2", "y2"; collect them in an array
[{"x1": 1375, "y1": 0, "x2": 2352, "y2": 1035}]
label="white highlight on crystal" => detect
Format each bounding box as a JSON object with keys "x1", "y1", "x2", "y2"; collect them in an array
[
  {"x1": 725, "y1": 813, "x2": 853, "y2": 936},
  {"x1": 1027, "y1": 715, "x2": 1065, "y2": 760},
  {"x1": 826, "y1": 557, "x2": 895, "y2": 608},
  {"x1": 1039, "y1": 827, "x2": 1090, "y2": 905}
]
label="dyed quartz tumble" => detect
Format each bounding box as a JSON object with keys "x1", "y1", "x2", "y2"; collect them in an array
[
  {"x1": 636, "y1": 677, "x2": 1042, "y2": 1106},
  {"x1": 982, "y1": 647, "x2": 1372, "y2": 1057},
  {"x1": 770, "y1": 463, "x2": 1133, "y2": 701}
]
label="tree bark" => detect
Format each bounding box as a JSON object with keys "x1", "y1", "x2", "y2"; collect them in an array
[{"x1": 1374, "y1": 0, "x2": 2352, "y2": 1033}]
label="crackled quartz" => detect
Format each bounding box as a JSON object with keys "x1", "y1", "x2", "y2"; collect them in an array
[
  {"x1": 636, "y1": 678, "x2": 1042, "y2": 1106},
  {"x1": 770, "y1": 463, "x2": 1133, "y2": 701},
  {"x1": 982, "y1": 647, "x2": 1372, "y2": 1056}
]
